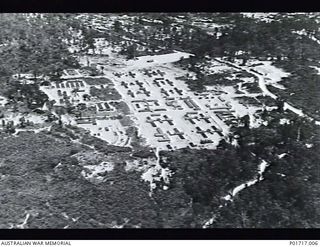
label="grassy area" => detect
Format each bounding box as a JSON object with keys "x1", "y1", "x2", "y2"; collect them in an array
[
  {"x1": 89, "y1": 85, "x2": 122, "y2": 101},
  {"x1": 110, "y1": 101, "x2": 131, "y2": 115},
  {"x1": 83, "y1": 77, "x2": 113, "y2": 86}
]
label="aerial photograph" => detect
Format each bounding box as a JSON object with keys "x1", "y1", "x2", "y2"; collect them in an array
[{"x1": 0, "y1": 13, "x2": 319, "y2": 229}]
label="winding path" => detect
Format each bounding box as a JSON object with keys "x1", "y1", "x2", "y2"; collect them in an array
[
  {"x1": 215, "y1": 58, "x2": 320, "y2": 125},
  {"x1": 202, "y1": 158, "x2": 269, "y2": 228},
  {"x1": 203, "y1": 57, "x2": 320, "y2": 228}
]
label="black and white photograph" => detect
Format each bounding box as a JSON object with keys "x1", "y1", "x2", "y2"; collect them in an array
[{"x1": 0, "y1": 12, "x2": 319, "y2": 235}]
